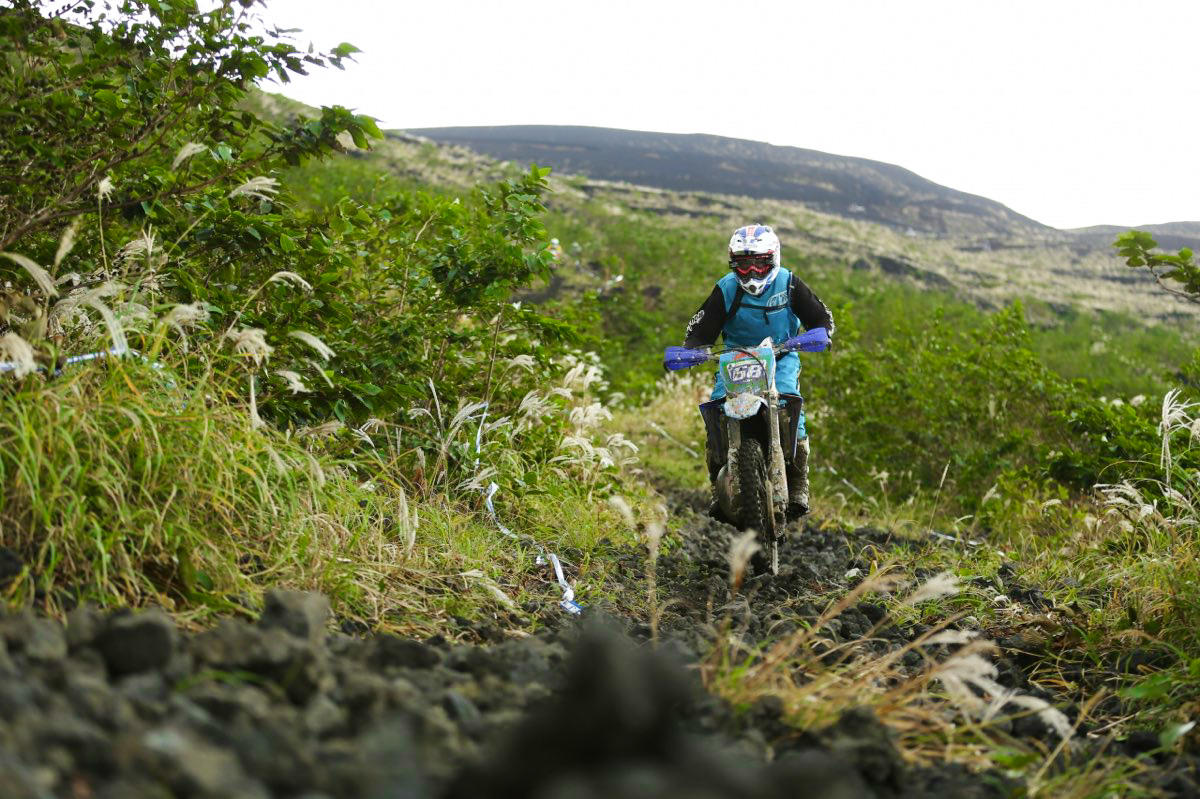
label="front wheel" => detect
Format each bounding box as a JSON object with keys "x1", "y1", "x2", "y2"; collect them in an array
[{"x1": 736, "y1": 437, "x2": 775, "y2": 574}]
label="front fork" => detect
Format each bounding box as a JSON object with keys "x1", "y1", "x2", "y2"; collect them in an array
[
  {"x1": 721, "y1": 419, "x2": 740, "y2": 507},
  {"x1": 764, "y1": 388, "x2": 789, "y2": 529}
]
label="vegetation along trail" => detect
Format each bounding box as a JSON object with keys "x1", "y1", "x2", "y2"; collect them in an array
[{"x1": 6, "y1": 1, "x2": 1200, "y2": 796}]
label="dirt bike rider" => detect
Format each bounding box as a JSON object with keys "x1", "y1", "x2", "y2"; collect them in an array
[{"x1": 682, "y1": 223, "x2": 834, "y2": 519}]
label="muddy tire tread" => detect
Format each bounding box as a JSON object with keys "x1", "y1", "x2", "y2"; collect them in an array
[{"x1": 737, "y1": 436, "x2": 771, "y2": 539}]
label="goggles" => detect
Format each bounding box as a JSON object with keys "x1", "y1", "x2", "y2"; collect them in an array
[{"x1": 730, "y1": 253, "x2": 774, "y2": 277}]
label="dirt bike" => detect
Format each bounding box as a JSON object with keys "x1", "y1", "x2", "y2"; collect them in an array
[{"x1": 663, "y1": 327, "x2": 830, "y2": 574}]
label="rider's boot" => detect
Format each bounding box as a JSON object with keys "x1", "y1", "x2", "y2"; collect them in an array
[
  {"x1": 700, "y1": 402, "x2": 728, "y2": 521},
  {"x1": 706, "y1": 455, "x2": 726, "y2": 522},
  {"x1": 786, "y1": 437, "x2": 810, "y2": 519}
]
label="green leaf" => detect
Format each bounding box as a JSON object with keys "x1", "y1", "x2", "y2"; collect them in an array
[
  {"x1": 1120, "y1": 672, "x2": 1173, "y2": 701},
  {"x1": 92, "y1": 88, "x2": 118, "y2": 108},
  {"x1": 988, "y1": 746, "x2": 1039, "y2": 770},
  {"x1": 1160, "y1": 720, "x2": 1195, "y2": 749},
  {"x1": 1114, "y1": 230, "x2": 1158, "y2": 250},
  {"x1": 332, "y1": 42, "x2": 361, "y2": 58},
  {"x1": 358, "y1": 116, "x2": 383, "y2": 140},
  {"x1": 278, "y1": 233, "x2": 296, "y2": 253}
]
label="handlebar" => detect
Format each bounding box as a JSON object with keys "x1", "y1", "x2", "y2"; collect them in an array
[{"x1": 663, "y1": 327, "x2": 831, "y2": 371}]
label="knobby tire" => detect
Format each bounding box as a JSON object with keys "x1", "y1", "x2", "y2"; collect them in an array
[{"x1": 737, "y1": 437, "x2": 773, "y2": 574}]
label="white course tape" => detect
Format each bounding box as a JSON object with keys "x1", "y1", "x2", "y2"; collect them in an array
[
  {"x1": 62, "y1": 346, "x2": 129, "y2": 366},
  {"x1": 483, "y1": 481, "x2": 517, "y2": 540},
  {"x1": 546, "y1": 552, "x2": 582, "y2": 614},
  {"x1": 0, "y1": 345, "x2": 128, "y2": 373},
  {"x1": 477, "y1": 409, "x2": 582, "y2": 615},
  {"x1": 483, "y1": 481, "x2": 582, "y2": 615},
  {"x1": 0, "y1": 345, "x2": 165, "y2": 377}
]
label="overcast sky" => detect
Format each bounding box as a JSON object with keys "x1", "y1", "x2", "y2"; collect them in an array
[{"x1": 262, "y1": 0, "x2": 1198, "y2": 230}]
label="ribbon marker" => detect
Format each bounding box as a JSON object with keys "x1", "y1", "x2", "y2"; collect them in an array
[
  {"x1": 477, "y1": 408, "x2": 583, "y2": 615},
  {"x1": 547, "y1": 553, "x2": 582, "y2": 614},
  {"x1": 1, "y1": 345, "x2": 168, "y2": 379},
  {"x1": 484, "y1": 481, "x2": 517, "y2": 540}
]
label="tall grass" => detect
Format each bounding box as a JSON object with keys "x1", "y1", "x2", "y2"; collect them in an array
[
  {"x1": 0, "y1": 320, "x2": 648, "y2": 631},
  {"x1": 0, "y1": 355, "x2": 392, "y2": 616}
]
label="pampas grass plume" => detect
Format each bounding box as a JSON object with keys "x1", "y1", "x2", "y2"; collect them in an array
[
  {"x1": 171, "y1": 142, "x2": 207, "y2": 170},
  {"x1": 164, "y1": 302, "x2": 209, "y2": 332},
  {"x1": 0, "y1": 332, "x2": 37, "y2": 378},
  {"x1": 607, "y1": 495, "x2": 636, "y2": 528},
  {"x1": 266, "y1": 271, "x2": 313, "y2": 292},
  {"x1": 228, "y1": 176, "x2": 279, "y2": 201},
  {"x1": 288, "y1": 330, "x2": 335, "y2": 361},
  {"x1": 275, "y1": 370, "x2": 310, "y2": 394},
  {"x1": 902, "y1": 571, "x2": 961, "y2": 605},
  {"x1": 1, "y1": 252, "x2": 58, "y2": 298},
  {"x1": 225, "y1": 327, "x2": 273, "y2": 366},
  {"x1": 54, "y1": 218, "x2": 81, "y2": 269}
]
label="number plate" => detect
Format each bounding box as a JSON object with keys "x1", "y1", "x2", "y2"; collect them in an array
[{"x1": 719, "y1": 346, "x2": 775, "y2": 396}]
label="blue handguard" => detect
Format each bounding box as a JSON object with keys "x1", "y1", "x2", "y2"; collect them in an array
[
  {"x1": 663, "y1": 346, "x2": 710, "y2": 371},
  {"x1": 780, "y1": 327, "x2": 831, "y2": 353}
]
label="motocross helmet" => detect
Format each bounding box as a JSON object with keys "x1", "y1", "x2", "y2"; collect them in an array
[{"x1": 728, "y1": 223, "x2": 781, "y2": 296}]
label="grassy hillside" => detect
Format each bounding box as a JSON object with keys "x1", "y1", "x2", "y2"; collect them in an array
[
  {"x1": 250, "y1": 87, "x2": 1200, "y2": 537},
  {"x1": 273, "y1": 106, "x2": 1195, "y2": 402},
  {"x1": 272, "y1": 109, "x2": 1200, "y2": 332}
]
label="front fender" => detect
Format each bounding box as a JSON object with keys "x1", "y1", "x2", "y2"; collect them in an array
[{"x1": 724, "y1": 392, "x2": 766, "y2": 419}]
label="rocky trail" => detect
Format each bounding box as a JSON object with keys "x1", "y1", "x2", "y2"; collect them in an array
[{"x1": 2, "y1": 488, "x2": 1198, "y2": 798}]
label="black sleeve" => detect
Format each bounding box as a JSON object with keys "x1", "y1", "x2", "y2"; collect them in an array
[
  {"x1": 789, "y1": 275, "x2": 835, "y2": 335},
  {"x1": 683, "y1": 285, "x2": 727, "y2": 348}
]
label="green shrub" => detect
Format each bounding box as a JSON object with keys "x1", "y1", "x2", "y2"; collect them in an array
[{"x1": 0, "y1": 1, "x2": 644, "y2": 622}]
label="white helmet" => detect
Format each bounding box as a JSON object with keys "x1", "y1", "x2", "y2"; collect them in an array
[{"x1": 728, "y1": 223, "x2": 781, "y2": 296}]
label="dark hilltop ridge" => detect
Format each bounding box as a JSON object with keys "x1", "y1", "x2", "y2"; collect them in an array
[
  {"x1": 1070, "y1": 221, "x2": 1200, "y2": 252},
  {"x1": 407, "y1": 124, "x2": 1199, "y2": 246},
  {"x1": 407, "y1": 124, "x2": 1042, "y2": 238}
]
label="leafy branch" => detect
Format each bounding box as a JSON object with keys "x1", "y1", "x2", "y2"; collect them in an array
[
  {"x1": 1115, "y1": 230, "x2": 1200, "y2": 305},
  {"x1": 0, "y1": 0, "x2": 377, "y2": 249}
]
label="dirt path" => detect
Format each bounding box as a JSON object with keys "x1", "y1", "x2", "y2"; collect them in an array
[
  {"x1": 640, "y1": 487, "x2": 1200, "y2": 797},
  {"x1": 2, "y1": 490, "x2": 1198, "y2": 797}
]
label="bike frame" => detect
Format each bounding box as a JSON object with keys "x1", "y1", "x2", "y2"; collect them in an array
[{"x1": 716, "y1": 344, "x2": 788, "y2": 532}]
